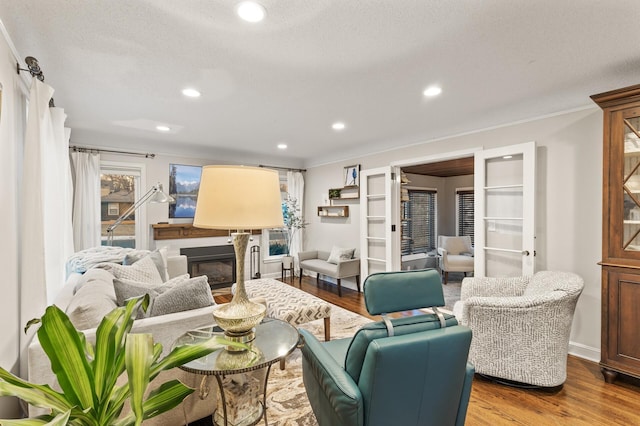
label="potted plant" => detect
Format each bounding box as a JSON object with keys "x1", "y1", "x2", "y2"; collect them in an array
[
  {"x1": 0, "y1": 295, "x2": 251, "y2": 425},
  {"x1": 282, "y1": 195, "x2": 307, "y2": 268}
]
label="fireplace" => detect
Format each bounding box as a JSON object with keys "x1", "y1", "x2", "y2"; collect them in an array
[{"x1": 180, "y1": 245, "x2": 236, "y2": 290}]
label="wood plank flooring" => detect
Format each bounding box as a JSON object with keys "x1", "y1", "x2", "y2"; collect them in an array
[{"x1": 216, "y1": 276, "x2": 640, "y2": 425}]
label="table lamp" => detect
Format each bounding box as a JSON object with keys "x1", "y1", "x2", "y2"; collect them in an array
[{"x1": 193, "y1": 165, "x2": 284, "y2": 347}]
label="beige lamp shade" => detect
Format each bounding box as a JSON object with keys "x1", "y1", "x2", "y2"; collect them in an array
[{"x1": 193, "y1": 165, "x2": 284, "y2": 230}]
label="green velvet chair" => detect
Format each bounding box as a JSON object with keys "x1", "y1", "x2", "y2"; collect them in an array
[{"x1": 300, "y1": 269, "x2": 474, "y2": 426}]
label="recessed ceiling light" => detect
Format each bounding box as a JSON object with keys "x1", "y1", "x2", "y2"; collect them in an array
[
  {"x1": 332, "y1": 122, "x2": 346, "y2": 131},
  {"x1": 236, "y1": 1, "x2": 266, "y2": 23},
  {"x1": 423, "y1": 86, "x2": 442, "y2": 97},
  {"x1": 182, "y1": 88, "x2": 201, "y2": 98},
  {"x1": 277, "y1": 143, "x2": 287, "y2": 150},
  {"x1": 156, "y1": 125, "x2": 171, "y2": 132},
  {"x1": 503, "y1": 155, "x2": 513, "y2": 159}
]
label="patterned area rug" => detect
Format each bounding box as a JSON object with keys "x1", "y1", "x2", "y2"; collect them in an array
[
  {"x1": 264, "y1": 305, "x2": 371, "y2": 425},
  {"x1": 189, "y1": 304, "x2": 371, "y2": 426},
  {"x1": 443, "y1": 279, "x2": 462, "y2": 310}
]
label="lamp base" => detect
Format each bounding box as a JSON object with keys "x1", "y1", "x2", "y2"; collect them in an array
[{"x1": 223, "y1": 328, "x2": 256, "y2": 352}]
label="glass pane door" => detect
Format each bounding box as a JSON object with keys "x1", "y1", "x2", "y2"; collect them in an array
[
  {"x1": 622, "y1": 115, "x2": 640, "y2": 251},
  {"x1": 474, "y1": 142, "x2": 536, "y2": 277}
]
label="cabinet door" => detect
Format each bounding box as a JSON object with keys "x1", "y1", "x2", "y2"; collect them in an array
[
  {"x1": 603, "y1": 269, "x2": 640, "y2": 374},
  {"x1": 612, "y1": 107, "x2": 640, "y2": 257}
]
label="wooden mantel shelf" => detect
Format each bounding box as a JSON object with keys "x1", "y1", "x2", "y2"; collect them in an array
[{"x1": 152, "y1": 223, "x2": 261, "y2": 240}]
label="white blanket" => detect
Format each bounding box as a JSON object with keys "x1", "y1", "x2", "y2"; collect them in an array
[{"x1": 66, "y1": 246, "x2": 150, "y2": 276}]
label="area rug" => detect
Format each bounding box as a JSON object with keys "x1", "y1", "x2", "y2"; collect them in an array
[
  {"x1": 442, "y1": 280, "x2": 462, "y2": 310},
  {"x1": 264, "y1": 305, "x2": 372, "y2": 425}
]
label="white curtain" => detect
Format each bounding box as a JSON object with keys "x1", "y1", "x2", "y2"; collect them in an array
[
  {"x1": 287, "y1": 171, "x2": 305, "y2": 274},
  {"x1": 20, "y1": 80, "x2": 74, "y2": 377},
  {"x1": 71, "y1": 150, "x2": 101, "y2": 251}
]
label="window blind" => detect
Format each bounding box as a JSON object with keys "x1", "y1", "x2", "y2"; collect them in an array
[
  {"x1": 401, "y1": 189, "x2": 437, "y2": 255},
  {"x1": 457, "y1": 189, "x2": 474, "y2": 245}
]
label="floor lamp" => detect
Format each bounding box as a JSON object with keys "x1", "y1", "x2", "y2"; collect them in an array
[
  {"x1": 193, "y1": 165, "x2": 284, "y2": 347},
  {"x1": 106, "y1": 182, "x2": 174, "y2": 246}
]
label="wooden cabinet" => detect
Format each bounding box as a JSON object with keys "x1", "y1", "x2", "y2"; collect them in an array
[{"x1": 592, "y1": 84, "x2": 640, "y2": 383}]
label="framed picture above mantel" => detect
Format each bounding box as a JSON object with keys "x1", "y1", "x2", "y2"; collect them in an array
[{"x1": 168, "y1": 164, "x2": 202, "y2": 220}]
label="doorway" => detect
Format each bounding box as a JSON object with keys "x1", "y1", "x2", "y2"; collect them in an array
[{"x1": 400, "y1": 157, "x2": 474, "y2": 306}]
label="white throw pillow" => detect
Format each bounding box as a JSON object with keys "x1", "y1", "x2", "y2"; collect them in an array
[
  {"x1": 66, "y1": 280, "x2": 118, "y2": 330},
  {"x1": 100, "y1": 255, "x2": 164, "y2": 285},
  {"x1": 123, "y1": 249, "x2": 169, "y2": 282},
  {"x1": 327, "y1": 246, "x2": 356, "y2": 264}
]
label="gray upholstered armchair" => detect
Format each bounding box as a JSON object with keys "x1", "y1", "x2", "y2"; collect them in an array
[
  {"x1": 453, "y1": 271, "x2": 584, "y2": 387},
  {"x1": 300, "y1": 269, "x2": 474, "y2": 426},
  {"x1": 437, "y1": 235, "x2": 474, "y2": 284}
]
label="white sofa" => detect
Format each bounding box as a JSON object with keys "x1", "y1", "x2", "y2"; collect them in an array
[{"x1": 28, "y1": 254, "x2": 218, "y2": 425}]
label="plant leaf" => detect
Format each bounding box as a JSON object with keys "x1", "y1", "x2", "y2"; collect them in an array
[
  {"x1": 114, "y1": 380, "x2": 194, "y2": 426},
  {"x1": 35, "y1": 305, "x2": 95, "y2": 411},
  {"x1": 0, "y1": 367, "x2": 70, "y2": 414},
  {"x1": 125, "y1": 333, "x2": 154, "y2": 426},
  {"x1": 150, "y1": 336, "x2": 244, "y2": 377}
]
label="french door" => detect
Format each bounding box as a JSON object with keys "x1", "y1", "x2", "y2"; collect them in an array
[
  {"x1": 360, "y1": 166, "x2": 400, "y2": 278},
  {"x1": 474, "y1": 141, "x2": 536, "y2": 277}
]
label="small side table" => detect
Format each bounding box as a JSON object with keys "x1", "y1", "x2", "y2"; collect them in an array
[{"x1": 176, "y1": 318, "x2": 299, "y2": 426}]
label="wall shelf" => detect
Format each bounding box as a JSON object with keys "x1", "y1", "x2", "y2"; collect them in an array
[
  {"x1": 329, "y1": 186, "x2": 360, "y2": 201},
  {"x1": 317, "y1": 205, "x2": 349, "y2": 217}
]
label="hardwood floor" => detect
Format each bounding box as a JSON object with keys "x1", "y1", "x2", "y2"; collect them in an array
[{"x1": 216, "y1": 276, "x2": 640, "y2": 425}]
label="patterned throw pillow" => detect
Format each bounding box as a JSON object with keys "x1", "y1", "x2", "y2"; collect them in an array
[
  {"x1": 123, "y1": 249, "x2": 169, "y2": 282},
  {"x1": 101, "y1": 255, "x2": 164, "y2": 285},
  {"x1": 327, "y1": 246, "x2": 356, "y2": 264}
]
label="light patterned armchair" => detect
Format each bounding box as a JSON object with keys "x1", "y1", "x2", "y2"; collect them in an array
[
  {"x1": 453, "y1": 271, "x2": 584, "y2": 387},
  {"x1": 437, "y1": 235, "x2": 474, "y2": 284}
]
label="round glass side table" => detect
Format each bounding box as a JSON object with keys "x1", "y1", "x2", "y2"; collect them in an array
[{"x1": 175, "y1": 318, "x2": 299, "y2": 426}]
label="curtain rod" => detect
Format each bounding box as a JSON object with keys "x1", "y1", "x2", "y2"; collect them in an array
[
  {"x1": 70, "y1": 145, "x2": 156, "y2": 159},
  {"x1": 258, "y1": 164, "x2": 306, "y2": 172},
  {"x1": 16, "y1": 56, "x2": 56, "y2": 107}
]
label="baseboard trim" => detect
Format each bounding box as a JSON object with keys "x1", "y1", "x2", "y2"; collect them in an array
[{"x1": 569, "y1": 341, "x2": 600, "y2": 363}]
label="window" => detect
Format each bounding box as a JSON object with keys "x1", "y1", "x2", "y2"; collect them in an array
[
  {"x1": 401, "y1": 189, "x2": 437, "y2": 255},
  {"x1": 100, "y1": 162, "x2": 146, "y2": 248},
  {"x1": 456, "y1": 188, "x2": 474, "y2": 245},
  {"x1": 263, "y1": 171, "x2": 289, "y2": 260}
]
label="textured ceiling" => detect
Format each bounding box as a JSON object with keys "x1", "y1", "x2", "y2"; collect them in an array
[{"x1": 1, "y1": 1, "x2": 639, "y2": 167}]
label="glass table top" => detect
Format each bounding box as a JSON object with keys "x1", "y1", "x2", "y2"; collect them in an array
[{"x1": 176, "y1": 317, "x2": 299, "y2": 375}]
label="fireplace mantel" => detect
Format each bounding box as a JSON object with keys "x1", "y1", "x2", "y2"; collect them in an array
[{"x1": 152, "y1": 223, "x2": 261, "y2": 240}]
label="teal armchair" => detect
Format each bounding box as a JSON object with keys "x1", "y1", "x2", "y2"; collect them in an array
[{"x1": 300, "y1": 269, "x2": 474, "y2": 426}]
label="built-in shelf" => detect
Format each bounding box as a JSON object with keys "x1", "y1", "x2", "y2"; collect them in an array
[{"x1": 317, "y1": 205, "x2": 349, "y2": 217}]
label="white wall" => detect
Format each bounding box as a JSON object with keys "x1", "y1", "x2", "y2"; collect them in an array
[
  {"x1": 0, "y1": 24, "x2": 27, "y2": 418},
  {"x1": 304, "y1": 107, "x2": 603, "y2": 360}
]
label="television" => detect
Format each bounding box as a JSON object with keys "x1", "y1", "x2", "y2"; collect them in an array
[{"x1": 168, "y1": 164, "x2": 202, "y2": 219}]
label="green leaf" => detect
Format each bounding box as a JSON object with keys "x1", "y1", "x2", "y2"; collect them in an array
[
  {"x1": 141, "y1": 380, "x2": 194, "y2": 420},
  {"x1": 125, "y1": 334, "x2": 154, "y2": 426},
  {"x1": 114, "y1": 380, "x2": 194, "y2": 426},
  {"x1": 36, "y1": 305, "x2": 95, "y2": 411},
  {"x1": 151, "y1": 336, "x2": 249, "y2": 377},
  {"x1": 0, "y1": 368, "x2": 69, "y2": 414}
]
